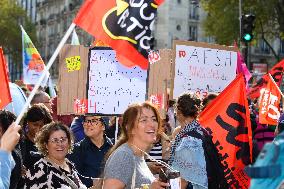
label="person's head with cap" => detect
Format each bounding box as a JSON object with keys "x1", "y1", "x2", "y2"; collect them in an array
[{"x1": 82, "y1": 115, "x2": 106, "y2": 141}]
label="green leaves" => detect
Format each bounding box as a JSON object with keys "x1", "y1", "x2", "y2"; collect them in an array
[
  {"x1": 200, "y1": 0, "x2": 283, "y2": 45},
  {"x1": 0, "y1": 0, "x2": 37, "y2": 64}
]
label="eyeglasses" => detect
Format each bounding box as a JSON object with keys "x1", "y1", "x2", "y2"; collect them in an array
[
  {"x1": 83, "y1": 119, "x2": 102, "y2": 125},
  {"x1": 48, "y1": 137, "x2": 68, "y2": 144}
]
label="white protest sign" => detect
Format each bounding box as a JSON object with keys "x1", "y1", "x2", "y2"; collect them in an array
[
  {"x1": 173, "y1": 41, "x2": 237, "y2": 99},
  {"x1": 88, "y1": 48, "x2": 147, "y2": 114}
]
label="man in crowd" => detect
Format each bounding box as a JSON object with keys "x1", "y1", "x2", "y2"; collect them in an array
[
  {"x1": 68, "y1": 115, "x2": 113, "y2": 188},
  {"x1": 31, "y1": 91, "x2": 53, "y2": 113}
]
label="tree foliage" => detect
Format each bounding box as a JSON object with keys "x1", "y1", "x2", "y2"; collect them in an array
[
  {"x1": 200, "y1": 0, "x2": 284, "y2": 52},
  {"x1": 0, "y1": 0, "x2": 37, "y2": 64}
]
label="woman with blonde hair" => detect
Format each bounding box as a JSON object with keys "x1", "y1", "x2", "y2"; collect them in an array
[{"x1": 103, "y1": 102, "x2": 169, "y2": 189}]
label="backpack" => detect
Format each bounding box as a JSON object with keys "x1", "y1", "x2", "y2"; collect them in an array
[
  {"x1": 245, "y1": 132, "x2": 284, "y2": 189},
  {"x1": 202, "y1": 131, "x2": 229, "y2": 189}
]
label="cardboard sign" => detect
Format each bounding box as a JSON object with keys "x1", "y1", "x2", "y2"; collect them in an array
[
  {"x1": 148, "y1": 49, "x2": 173, "y2": 113},
  {"x1": 87, "y1": 47, "x2": 147, "y2": 114},
  {"x1": 57, "y1": 45, "x2": 89, "y2": 115},
  {"x1": 172, "y1": 41, "x2": 237, "y2": 99}
]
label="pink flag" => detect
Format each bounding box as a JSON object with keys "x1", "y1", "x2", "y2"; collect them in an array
[{"x1": 236, "y1": 51, "x2": 252, "y2": 91}]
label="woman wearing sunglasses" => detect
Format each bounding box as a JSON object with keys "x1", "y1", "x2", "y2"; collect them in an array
[{"x1": 24, "y1": 122, "x2": 87, "y2": 189}]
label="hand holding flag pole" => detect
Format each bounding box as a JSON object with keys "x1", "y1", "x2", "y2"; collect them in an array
[{"x1": 15, "y1": 23, "x2": 76, "y2": 125}]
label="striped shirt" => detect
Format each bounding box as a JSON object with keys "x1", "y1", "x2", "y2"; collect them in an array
[{"x1": 146, "y1": 141, "x2": 162, "y2": 162}]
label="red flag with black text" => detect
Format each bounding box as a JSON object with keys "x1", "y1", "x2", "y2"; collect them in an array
[
  {"x1": 248, "y1": 59, "x2": 284, "y2": 99},
  {"x1": 199, "y1": 74, "x2": 252, "y2": 189},
  {"x1": 258, "y1": 74, "x2": 283, "y2": 125},
  {"x1": 0, "y1": 47, "x2": 12, "y2": 109},
  {"x1": 73, "y1": 0, "x2": 164, "y2": 70}
]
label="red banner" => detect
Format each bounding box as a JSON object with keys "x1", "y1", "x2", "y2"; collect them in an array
[
  {"x1": 0, "y1": 47, "x2": 12, "y2": 109},
  {"x1": 258, "y1": 75, "x2": 282, "y2": 125},
  {"x1": 199, "y1": 74, "x2": 252, "y2": 189},
  {"x1": 248, "y1": 59, "x2": 284, "y2": 99},
  {"x1": 73, "y1": 0, "x2": 164, "y2": 70}
]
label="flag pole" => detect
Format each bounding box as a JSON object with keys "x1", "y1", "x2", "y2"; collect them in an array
[
  {"x1": 268, "y1": 73, "x2": 284, "y2": 98},
  {"x1": 15, "y1": 23, "x2": 76, "y2": 125}
]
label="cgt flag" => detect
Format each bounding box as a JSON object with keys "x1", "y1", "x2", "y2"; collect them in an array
[
  {"x1": 248, "y1": 59, "x2": 284, "y2": 99},
  {"x1": 199, "y1": 74, "x2": 252, "y2": 189},
  {"x1": 258, "y1": 74, "x2": 283, "y2": 125},
  {"x1": 73, "y1": 0, "x2": 164, "y2": 70},
  {"x1": 0, "y1": 47, "x2": 12, "y2": 109}
]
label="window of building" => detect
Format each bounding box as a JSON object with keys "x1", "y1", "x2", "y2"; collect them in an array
[
  {"x1": 189, "y1": 3, "x2": 199, "y2": 19},
  {"x1": 260, "y1": 39, "x2": 270, "y2": 54},
  {"x1": 176, "y1": 25, "x2": 181, "y2": 31},
  {"x1": 189, "y1": 26, "x2": 197, "y2": 41},
  {"x1": 280, "y1": 40, "x2": 284, "y2": 54}
]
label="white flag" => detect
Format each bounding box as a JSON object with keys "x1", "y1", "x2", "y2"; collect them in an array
[{"x1": 71, "y1": 29, "x2": 80, "y2": 45}]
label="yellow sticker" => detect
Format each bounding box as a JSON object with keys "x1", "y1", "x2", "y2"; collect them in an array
[{"x1": 65, "y1": 56, "x2": 81, "y2": 72}]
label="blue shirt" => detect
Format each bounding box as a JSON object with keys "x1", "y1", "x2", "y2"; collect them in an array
[
  {"x1": 68, "y1": 136, "x2": 113, "y2": 187},
  {"x1": 0, "y1": 150, "x2": 15, "y2": 189}
]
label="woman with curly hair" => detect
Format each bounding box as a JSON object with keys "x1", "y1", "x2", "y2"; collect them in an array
[{"x1": 24, "y1": 122, "x2": 87, "y2": 189}]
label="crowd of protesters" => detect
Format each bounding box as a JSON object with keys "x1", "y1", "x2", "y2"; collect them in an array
[{"x1": 1, "y1": 83, "x2": 283, "y2": 189}]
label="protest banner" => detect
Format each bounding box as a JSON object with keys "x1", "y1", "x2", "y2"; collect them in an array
[
  {"x1": 148, "y1": 49, "x2": 173, "y2": 114},
  {"x1": 199, "y1": 74, "x2": 252, "y2": 189},
  {"x1": 57, "y1": 44, "x2": 89, "y2": 115},
  {"x1": 172, "y1": 40, "x2": 238, "y2": 99},
  {"x1": 248, "y1": 59, "x2": 284, "y2": 99},
  {"x1": 87, "y1": 47, "x2": 147, "y2": 115}
]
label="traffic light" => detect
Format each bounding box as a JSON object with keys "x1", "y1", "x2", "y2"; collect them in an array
[{"x1": 241, "y1": 14, "x2": 255, "y2": 42}]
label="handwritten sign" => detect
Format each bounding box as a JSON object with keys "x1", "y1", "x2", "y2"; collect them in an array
[
  {"x1": 173, "y1": 41, "x2": 237, "y2": 99},
  {"x1": 66, "y1": 56, "x2": 81, "y2": 72},
  {"x1": 87, "y1": 48, "x2": 147, "y2": 114},
  {"x1": 74, "y1": 99, "x2": 88, "y2": 114},
  {"x1": 148, "y1": 50, "x2": 161, "y2": 64}
]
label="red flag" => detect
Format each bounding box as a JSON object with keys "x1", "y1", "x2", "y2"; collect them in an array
[
  {"x1": 248, "y1": 59, "x2": 284, "y2": 99},
  {"x1": 73, "y1": 0, "x2": 164, "y2": 70},
  {"x1": 258, "y1": 74, "x2": 282, "y2": 125},
  {"x1": 0, "y1": 47, "x2": 12, "y2": 109},
  {"x1": 199, "y1": 74, "x2": 252, "y2": 189}
]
